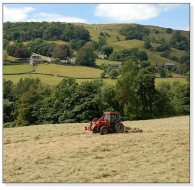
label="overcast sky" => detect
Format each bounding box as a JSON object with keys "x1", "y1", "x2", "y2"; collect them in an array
[{"x1": 3, "y1": 3, "x2": 190, "y2": 31}]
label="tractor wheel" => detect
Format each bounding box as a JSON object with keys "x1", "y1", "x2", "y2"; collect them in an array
[
  {"x1": 114, "y1": 122, "x2": 124, "y2": 133},
  {"x1": 93, "y1": 128, "x2": 98, "y2": 133},
  {"x1": 100, "y1": 126, "x2": 108, "y2": 135}
]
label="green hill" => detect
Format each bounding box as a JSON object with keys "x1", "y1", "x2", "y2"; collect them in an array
[
  {"x1": 3, "y1": 22, "x2": 189, "y2": 86},
  {"x1": 80, "y1": 23, "x2": 189, "y2": 65}
]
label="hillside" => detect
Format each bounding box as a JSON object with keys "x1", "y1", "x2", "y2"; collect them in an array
[
  {"x1": 3, "y1": 22, "x2": 189, "y2": 91},
  {"x1": 3, "y1": 116, "x2": 189, "y2": 183},
  {"x1": 4, "y1": 22, "x2": 189, "y2": 66}
]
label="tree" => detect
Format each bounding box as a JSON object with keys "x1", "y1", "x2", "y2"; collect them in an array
[
  {"x1": 140, "y1": 61, "x2": 151, "y2": 68},
  {"x1": 179, "y1": 55, "x2": 190, "y2": 64},
  {"x1": 160, "y1": 50, "x2": 170, "y2": 58},
  {"x1": 94, "y1": 83, "x2": 120, "y2": 114},
  {"x1": 16, "y1": 87, "x2": 40, "y2": 126},
  {"x1": 108, "y1": 68, "x2": 119, "y2": 79},
  {"x1": 116, "y1": 59, "x2": 139, "y2": 119},
  {"x1": 3, "y1": 39, "x2": 9, "y2": 49},
  {"x1": 3, "y1": 99, "x2": 15, "y2": 124},
  {"x1": 171, "y1": 81, "x2": 190, "y2": 115},
  {"x1": 101, "y1": 45, "x2": 113, "y2": 57},
  {"x1": 76, "y1": 45, "x2": 96, "y2": 66},
  {"x1": 3, "y1": 79, "x2": 14, "y2": 100},
  {"x1": 155, "y1": 81, "x2": 175, "y2": 117},
  {"x1": 166, "y1": 28, "x2": 173, "y2": 34},
  {"x1": 5, "y1": 44, "x2": 17, "y2": 56},
  {"x1": 14, "y1": 48, "x2": 26, "y2": 58},
  {"x1": 52, "y1": 44, "x2": 72, "y2": 60},
  {"x1": 133, "y1": 66, "x2": 157, "y2": 119},
  {"x1": 144, "y1": 40, "x2": 152, "y2": 49},
  {"x1": 160, "y1": 68, "x2": 166, "y2": 78},
  {"x1": 13, "y1": 78, "x2": 41, "y2": 100},
  {"x1": 98, "y1": 36, "x2": 107, "y2": 50},
  {"x1": 69, "y1": 39, "x2": 85, "y2": 50},
  {"x1": 139, "y1": 51, "x2": 148, "y2": 61}
]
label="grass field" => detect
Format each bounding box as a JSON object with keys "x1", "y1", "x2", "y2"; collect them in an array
[
  {"x1": 3, "y1": 74, "x2": 31, "y2": 83},
  {"x1": 3, "y1": 65, "x2": 33, "y2": 74},
  {"x1": 33, "y1": 64, "x2": 102, "y2": 78},
  {"x1": 3, "y1": 115, "x2": 190, "y2": 183},
  {"x1": 155, "y1": 77, "x2": 187, "y2": 86},
  {"x1": 3, "y1": 63, "x2": 187, "y2": 86},
  {"x1": 96, "y1": 59, "x2": 122, "y2": 66}
]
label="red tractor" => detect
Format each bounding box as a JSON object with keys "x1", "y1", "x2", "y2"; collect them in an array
[{"x1": 85, "y1": 111, "x2": 124, "y2": 135}]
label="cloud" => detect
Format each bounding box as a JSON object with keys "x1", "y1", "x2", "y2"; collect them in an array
[
  {"x1": 28, "y1": 12, "x2": 87, "y2": 23},
  {"x1": 3, "y1": 5, "x2": 87, "y2": 23},
  {"x1": 94, "y1": 4, "x2": 178, "y2": 22},
  {"x1": 3, "y1": 6, "x2": 35, "y2": 22},
  {"x1": 158, "y1": 4, "x2": 180, "y2": 11}
]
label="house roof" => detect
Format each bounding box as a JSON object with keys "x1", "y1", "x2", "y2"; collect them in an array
[
  {"x1": 31, "y1": 53, "x2": 41, "y2": 57},
  {"x1": 164, "y1": 62, "x2": 176, "y2": 66},
  {"x1": 108, "y1": 64, "x2": 121, "y2": 67}
]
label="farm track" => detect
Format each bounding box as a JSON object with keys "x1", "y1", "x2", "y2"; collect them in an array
[{"x1": 3, "y1": 116, "x2": 190, "y2": 183}]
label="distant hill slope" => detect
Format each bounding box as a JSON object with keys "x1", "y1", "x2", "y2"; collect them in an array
[
  {"x1": 4, "y1": 22, "x2": 189, "y2": 66},
  {"x1": 79, "y1": 23, "x2": 189, "y2": 65}
]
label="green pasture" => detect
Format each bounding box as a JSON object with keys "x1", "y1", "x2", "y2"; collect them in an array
[
  {"x1": 33, "y1": 64, "x2": 102, "y2": 78},
  {"x1": 3, "y1": 65, "x2": 33, "y2": 74},
  {"x1": 83, "y1": 23, "x2": 125, "y2": 43},
  {"x1": 155, "y1": 77, "x2": 187, "y2": 86},
  {"x1": 3, "y1": 73, "x2": 117, "y2": 86},
  {"x1": 3, "y1": 72, "x2": 187, "y2": 88},
  {"x1": 3, "y1": 74, "x2": 31, "y2": 84},
  {"x1": 96, "y1": 59, "x2": 122, "y2": 66}
]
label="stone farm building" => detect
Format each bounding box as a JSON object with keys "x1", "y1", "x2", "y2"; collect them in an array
[
  {"x1": 30, "y1": 53, "x2": 43, "y2": 64},
  {"x1": 108, "y1": 63, "x2": 122, "y2": 68},
  {"x1": 163, "y1": 62, "x2": 177, "y2": 70}
]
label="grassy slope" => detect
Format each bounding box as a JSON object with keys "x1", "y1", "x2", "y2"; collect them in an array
[
  {"x1": 83, "y1": 23, "x2": 188, "y2": 66},
  {"x1": 3, "y1": 116, "x2": 189, "y2": 183},
  {"x1": 4, "y1": 23, "x2": 189, "y2": 86},
  {"x1": 110, "y1": 40, "x2": 187, "y2": 65}
]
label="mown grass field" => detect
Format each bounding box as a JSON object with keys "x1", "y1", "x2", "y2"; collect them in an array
[{"x1": 3, "y1": 116, "x2": 190, "y2": 183}]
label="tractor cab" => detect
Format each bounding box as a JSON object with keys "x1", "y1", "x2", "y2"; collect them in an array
[{"x1": 103, "y1": 112, "x2": 120, "y2": 128}]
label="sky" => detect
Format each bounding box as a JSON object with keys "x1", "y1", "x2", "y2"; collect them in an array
[{"x1": 2, "y1": 2, "x2": 190, "y2": 31}]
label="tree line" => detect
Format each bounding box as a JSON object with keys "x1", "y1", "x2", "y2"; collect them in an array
[
  {"x1": 3, "y1": 22, "x2": 90, "y2": 42},
  {"x1": 3, "y1": 58, "x2": 190, "y2": 128}
]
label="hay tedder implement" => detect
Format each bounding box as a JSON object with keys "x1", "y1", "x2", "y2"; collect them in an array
[{"x1": 85, "y1": 111, "x2": 143, "y2": 135}]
